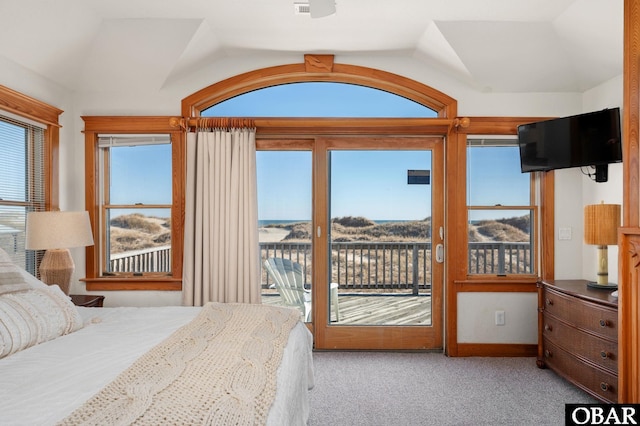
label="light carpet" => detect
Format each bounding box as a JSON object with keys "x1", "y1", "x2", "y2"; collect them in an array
[{"x1": 308, "y1": 351, "x2": 597, "y2": 426}]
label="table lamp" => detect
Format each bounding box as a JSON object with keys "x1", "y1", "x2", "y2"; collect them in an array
[
  {"x1": 25, "y1": 211, "x2": 94, "y2": 295},
  {"x1": 583, "y1": 202, "x2": 620, "y2": 289}
]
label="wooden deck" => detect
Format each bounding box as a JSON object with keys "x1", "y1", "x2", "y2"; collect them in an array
[{"x1": 262, "y1": 293, "x2": 432, "y2": 326}]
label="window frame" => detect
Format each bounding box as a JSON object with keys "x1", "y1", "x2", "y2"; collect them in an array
[
  {"x1": 99, "y1": 134, "x2": 173, "y2": 278},
  {"x1": 82, "y1": 61, "x2": 555, "y2": 294},
  {"x1": 82, "y1": 117, "x2": 184, "y2": 291},
  {"x1": 466, "y1": 138, "x2": 538, "y2": 277},
  {"x1": 454, "y1": 118, "x2": 555, "y2": 284},
  {"x1": 0, "y1": 85, "x2": 62, "y2": 273}
]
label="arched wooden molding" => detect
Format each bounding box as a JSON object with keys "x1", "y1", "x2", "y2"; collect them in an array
[
  {"x1": 304, "y1": 54, "x2": 334, "y2": 73},
  {"x1": 181, "y1": 57, "x2": 458, "y2": 118}
]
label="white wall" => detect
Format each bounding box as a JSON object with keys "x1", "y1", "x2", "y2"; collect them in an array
[
  {"x1": 0, "y1": 56, "x2": 90, "y2": 292},
  {"x1": 458, "y1": 74, "x2": 623, "y2": 344},
  {"x1": 457, "y1": 292, "x2": 538, "y2": 344},
  {"x1": 580, "y1": 75, "x2": 624, "y2": 284}
]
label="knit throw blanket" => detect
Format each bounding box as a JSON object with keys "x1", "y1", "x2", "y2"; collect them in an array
[{"x1": 58, "y1": 302, "x2": 301, "y2": 426}]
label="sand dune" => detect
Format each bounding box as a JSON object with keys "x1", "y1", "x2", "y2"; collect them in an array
[{"x1": 259, "y1": 227, "x2": 291, "y2": 242}]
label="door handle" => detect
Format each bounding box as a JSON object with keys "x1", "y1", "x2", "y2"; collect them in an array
[{"x1": 436, "y1": 243, "x2": 444, "y2": 263}]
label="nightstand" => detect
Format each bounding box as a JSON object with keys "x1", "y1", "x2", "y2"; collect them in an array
[{"x1": 70, "y1": 294, "x2": 105, "y2": 307}]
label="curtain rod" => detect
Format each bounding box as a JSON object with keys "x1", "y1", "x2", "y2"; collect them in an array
[
  {"x1": 169, "y1": 116, "x2": 470, "y2": 131},
  {"x1": 169, "y1": 117, "x2": 255, "y2": 130}
]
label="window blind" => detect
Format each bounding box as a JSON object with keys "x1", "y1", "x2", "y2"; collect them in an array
[
  {"x1": 98, "y1": 134, "x2": 171, "y2": 148},
  {"x1": 467, "y1": 137, "x2": 518, "y2": 147},
  {"x1": 0, "y1": 114, "x2": 46, "y2": 273}
]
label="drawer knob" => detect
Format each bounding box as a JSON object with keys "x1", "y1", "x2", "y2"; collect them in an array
[
  {"x1": 546, "y1": 298, "x2": 553, "y2": 306},
  {"x1": 544, "y1": 324, "x2": 552, "y2": 332},
  {"x1": 544, "y1": 349, "x2": 552, "y2": 358},
  {"x1": 599, "y1": 319, "x2": 610, "y2": 328},
  {"x1": 600, "y1": 382, "x2": 610, "y2": 392},
  {"x1": 600, "y1": 351, "x2": 611, "y2": 360}
]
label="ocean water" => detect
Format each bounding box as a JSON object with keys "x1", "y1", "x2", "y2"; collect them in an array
[
  {"x1": 259, "y1": 219, "x2": 417, "y2": 227},
  {"x1": 259, "y1": 220, "x2": 308, "y2": 227}
]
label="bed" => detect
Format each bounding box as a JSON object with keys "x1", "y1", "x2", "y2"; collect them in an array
[{"x1": 0, "y1": 248, "x2": 314, "y2": 425}]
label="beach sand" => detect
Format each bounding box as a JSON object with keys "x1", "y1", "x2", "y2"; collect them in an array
[{"x1": 259, "y1": 227, "x2": 290, "y2": 242}]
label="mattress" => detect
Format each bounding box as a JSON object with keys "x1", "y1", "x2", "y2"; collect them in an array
[{"x1": 0, "y1": 305, "x2": 314, "y2": 425}]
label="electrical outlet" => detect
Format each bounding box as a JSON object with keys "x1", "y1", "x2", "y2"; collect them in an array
[{"x1": 495, "y1": 310, "x2": 505, "y2": 326}]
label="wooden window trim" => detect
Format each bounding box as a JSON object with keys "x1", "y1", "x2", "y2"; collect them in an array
[
  {"x1": 82, "y1": 116, "x2": 185, "y2": 291},
  {"x1": 182, "y1": 55, "x2": 458, "y2": 119},
  {"x1": 80, "y1": 65, "x2": 557, "y2": 358},
  {"x1": 0, "y1": 85, "x2": 62, "y2": 211},
  {"x1": 465, "y1": 139, "x2": 538, "y2": 278},
  {"x1": 457, "y1": 117, "x2": 555, "y2": 282},
  {"x1": 446, "y1": 117, "x2": 555, "y2": 355}
]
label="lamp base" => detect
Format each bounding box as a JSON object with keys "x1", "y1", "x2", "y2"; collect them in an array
[
  {"x1": 39, "y1": 248, "x2": 74, "y2": 295},
  {"x1": 586, "y1": 281, "x2": 618, "y2": 290}
]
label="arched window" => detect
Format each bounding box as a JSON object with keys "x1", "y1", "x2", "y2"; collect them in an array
[
  {"x1": 181, "y1": 56, "x2": 457, "y2": 119},
  {"x1": 204, "y1": 82, "x2": 437, "y2": 118}
]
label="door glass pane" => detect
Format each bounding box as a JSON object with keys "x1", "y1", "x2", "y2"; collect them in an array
[
  {"x1": 258, "y1": 151, "x2": 313, "y2": 321},
  {"x1": 329, "y1": 150, "x2": 433, "y2": 326}
]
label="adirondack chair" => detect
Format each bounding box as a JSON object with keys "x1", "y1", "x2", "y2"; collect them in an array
[{"x1": 263, "y1": 257, "x2": 339, "y2": 322}]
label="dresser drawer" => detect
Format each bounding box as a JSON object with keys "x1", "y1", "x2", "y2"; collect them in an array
[
  {"x1": 543, "y1": 287, "x2": 617, "y2": 340},
  {"x1": 543, "y1": 338, "x2": 617, "y2": 403},
  {"x1": 543, "y1": 313, "x2": 617, "y2": 373}
]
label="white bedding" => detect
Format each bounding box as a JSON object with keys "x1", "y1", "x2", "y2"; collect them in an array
[{"x1": 0, "y1": 305, "x2": 314, "y2": 426}]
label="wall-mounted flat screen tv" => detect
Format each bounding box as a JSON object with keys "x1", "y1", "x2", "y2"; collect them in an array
[{"x1": 517, "y1": 108, "x2": 622, "y2": 178}]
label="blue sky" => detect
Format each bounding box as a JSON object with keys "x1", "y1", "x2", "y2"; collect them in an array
[
  {"x1": 204, "y1": 82, "x2": 436, "y2": 118},
  {"x1": 467, "y1": 146, "x2": 530, "y2": 206},
  {"x1": 210, "y1": 82, "x2": 438, "y2": 222},
  {"x1": 256, "y1": 150, "x2": 433, "y2": 221},
  {"x1": 109, "y1": 144, "x2": 172, "y2": 219},
  {"x1": 206, "y1": 82, "x2": 529, "y2": 222},
  {"x1": 110, "y1": 144, "x2": 172, "y2": 204},
  {"x1": 106, "y1": 82, "x2": 528, "y2": 222}
]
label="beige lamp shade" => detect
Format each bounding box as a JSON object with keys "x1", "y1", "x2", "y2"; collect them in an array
[
  {"x1": 584, "y1": 203, "x2": 620, "y2": 246},
  {"x1": 25, "y1": 211, "x2": 94, "y2": 250},
  {"x1": 25, "y1": 211, "x2": 94, "y2": 294}
]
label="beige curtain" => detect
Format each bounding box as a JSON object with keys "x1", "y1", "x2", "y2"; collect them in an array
[{"x1": 182, "y1": 126, "x2": 261, "y2": 305}]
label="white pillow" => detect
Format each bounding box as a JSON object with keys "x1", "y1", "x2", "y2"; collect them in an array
[
  {"x1": 0, "y1": 285, "x2": 84, "y2": 358},
  {"x1": 0, "y1": 248, "x2": 32, "y2": 294},
  {"x1": 0, "y1": 247, "x2": 83, "y2": 359},
  {"x1": 0, "y1": 247, "x2": 47, "y2": 289},
  {"x1": 17, "y1": 268, "x2": 47, "y2": 289}
]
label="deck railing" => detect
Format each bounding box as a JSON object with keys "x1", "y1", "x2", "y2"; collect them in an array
[
  {"x1": 260, "y1": 241, "x2": 532, "y2": 291},
  {"x1": 468, "y1": 241, "x2": 532, "y2": 275},
  {"x1": 109, "y1": 245, "x2": 171, "y2": 273},
  {"x1": 107, "y1": 241, "x2": 532, "y2": 282}
]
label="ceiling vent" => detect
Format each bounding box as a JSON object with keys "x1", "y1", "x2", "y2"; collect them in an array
[
  {"x1": 294, "y1": 0, "x2": 335, "y2": 18},
  {"x1": 294, "y1": 3, "x2": 311, "y2": 15}
]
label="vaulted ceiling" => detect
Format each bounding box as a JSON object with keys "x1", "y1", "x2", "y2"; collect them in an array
[{"x1": 0, "y1": 0, "x2": 622, "y2": 94}]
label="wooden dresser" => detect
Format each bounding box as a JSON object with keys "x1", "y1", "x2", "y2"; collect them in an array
[{"x1": 537, "y1": 280, "x2": 618, "y2": 403}]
